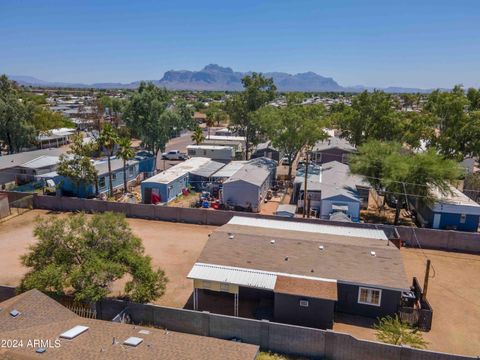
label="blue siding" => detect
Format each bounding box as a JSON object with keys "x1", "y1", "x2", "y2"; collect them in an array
[
  {"x1": 59, "y1": 163, "x2": 140, "y2": 198},
  {"x1": 436, "y1": 212, "x2": 480, "y2": 232},
  {"x1": 141, "y1": 173, "x2": 189, "y2": 203}
]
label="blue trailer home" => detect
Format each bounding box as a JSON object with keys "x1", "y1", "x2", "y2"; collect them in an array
[
  {"x1": 141, "y1": 157, "x2": 211, "y2": 204},
  {"x1": 413, "y1": 185, "x2": 480, "y2": 232},
  {"x1": 58, "y1": 157, "x2": 140, "y2": 198},
  {"x1": 135, "y1": 151, "x2": 156, "y2": 176}
]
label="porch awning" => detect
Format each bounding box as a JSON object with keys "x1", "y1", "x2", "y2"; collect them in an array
[{"x1": 188, "y1": 263, "x2": 277, "y2": 290}]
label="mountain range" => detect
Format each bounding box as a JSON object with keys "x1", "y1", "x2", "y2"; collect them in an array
[{"x1": 8, "y1": 64, "x2": 434, "y2": 93}]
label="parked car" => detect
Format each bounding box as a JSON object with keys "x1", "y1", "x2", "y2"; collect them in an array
[
  {"x1": 281, "y1": 157, "x2": 291, "y2": 166},
  {"x1": 161, "y1": 150, "x2": 188, "y2": 160}
]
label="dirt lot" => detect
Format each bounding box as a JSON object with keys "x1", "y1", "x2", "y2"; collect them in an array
[
  {"x1": 334, "y1": 247, "x2": 480, "y2": 356},
  {"x1": 0, "y1": 210, "x2": 215, "y2": 308}
]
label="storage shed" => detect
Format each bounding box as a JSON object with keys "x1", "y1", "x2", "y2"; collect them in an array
[
  {"x1": 141, "y1": 157, "x2": 211, "y2": 204},
  {"x1": 413, "y1": 185, "x2": 480, "y2": 232},
  {"x1": 222, "y1": 157, "x2": 277, "y2": 212}
]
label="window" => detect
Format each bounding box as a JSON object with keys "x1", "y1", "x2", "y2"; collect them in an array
[
  {"x1": 98, "y1": 177, "x2": 106, "y2": 188},
  {"x1": 111, "y1": 173, "x2": 116, "y2": 181},
  {"x1": 129, "y1": 166, "x2": 134, "y2": 176},
  {"x1": 460, "y1": 214, "x2": 466, "y2": 224},
  {"x1": 203, "y1": 150, "x2": 207, "y2": 156},
  {"x1": 358, "y1": 287, "x2": 382, "y2": 306},
  {"x1": 299, "y1": 299, "x2": 309, "y2": 307}
]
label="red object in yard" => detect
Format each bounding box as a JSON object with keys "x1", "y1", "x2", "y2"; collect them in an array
[
  {"x1": 182, "y1": 188, "x2": 190, "y2": 196},
  {"x1": 151, "y1": 192, "x2": 161, "y2": 204},
  {"x1": 212, "y1": 202, "x2": 219, "y2": 209}
]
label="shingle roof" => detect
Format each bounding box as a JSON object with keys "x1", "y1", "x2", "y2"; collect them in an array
[
  {"x1": 274, "y1": 276, "x2": 338, "y2": 301},
  {"x1": 312, "y1": 136, "x2": 356, "y2": 153},
  {"x1": 223, "y1": 157, "x2": 277, "y2": 186},
  {"x1": 296, "y1": 161, "x2": 369, "y2": 201},
  {"x1": 196, "y1": 223, "x2": 409, "y2": 291},
  {"x1": 0, "y1": 290, "x2": 259, "y2": 360}
]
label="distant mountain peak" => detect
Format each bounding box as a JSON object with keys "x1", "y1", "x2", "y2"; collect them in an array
[{"x1": 7, "y1": 65, "x2": 434, "y2": 93}]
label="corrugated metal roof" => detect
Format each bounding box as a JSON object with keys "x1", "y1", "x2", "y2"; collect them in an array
[
  {"x1": 187, "y1": 263, "x2": 277, "y2": 290},
  {"x1": 211, "y1": 161, "x2": 247, "y2": 178},
  {"x1": 189, "y1": 160, "x2": 226, "y2": 178},
  {"x1": 20, "y1": 156, "x2": 60, "y2": 169},
  {"x1": 142, "y1": 157, "x2": 211, "y2": 184},
  {"x1": 227, "y1": 216, "x2": 388, "y2": 240}
]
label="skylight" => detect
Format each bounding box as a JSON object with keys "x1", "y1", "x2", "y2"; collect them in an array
[
  {"x1": 60, "y1": 325, "x2": 89, "y2": 340},
  {"x1": 123, "y1": 337, "x2": 143, "y2": 347}
]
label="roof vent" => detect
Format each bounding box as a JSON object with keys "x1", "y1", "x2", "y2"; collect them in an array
[
  {"x1": 228, "y1": 234, "x2": 235, "y2": 240},
  {"x1": 319, "y1": 245, "x2": 324, "y2": 250},
  {"x1": 370, "y1": 251, "x2": 376, "y2": 257},
  {"x1": 270, "y1": 239, "x2": 275, "y2": 244},
  {"x1": 284, "y1": 256, "x2": 289, "y2": 261},
  {"x1": 10, "y1": 309, "x2": 20, "y2": 317},
  {"x1": 36, "y1": 348, "x2": 46, "y2": 354},
  {"x1": 123, "y1": 337, "x2": 143, "y2": 347},
  {"x1": 60, "y1": 325, "x2": 89, "y2": 340}
]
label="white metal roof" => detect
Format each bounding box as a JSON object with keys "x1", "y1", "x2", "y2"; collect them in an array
[
  {"x1": 188, "y1": 263, "x2": 337, "y2": 290},
  {"x1": 205, "y1": 135, "x2": 246, "y2": 142},
  {"x1": 187, "y1": 263, "x2": 277, "y2": 290},
  {"x1": 142, "y1": 157, "x2": 211, "y2": 184},
  {"x1": 227, "y1": 216, "x2": 388, "y2": 240},
  {"x1": 211, "y1": 161, "x2": 247, "y2": 178},
  {"x1": 187, "y1": 145, "x2": 233, "y2": 151},
  {"x1": 20, "y1": 155, "x2": 60, "y2": 169}
]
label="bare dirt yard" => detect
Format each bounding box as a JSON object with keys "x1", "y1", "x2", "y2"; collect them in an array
[
  {"x1": 334, "y1": 247, "x2": 480, "y2": 356},
  {"x1": 0, "y1": 210, "x2": 215, "y2": 308}
]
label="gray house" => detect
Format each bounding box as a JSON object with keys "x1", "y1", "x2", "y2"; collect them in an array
[
  {"x1": 188, "y1": 216, "x2": 410, "y2": 329},
  {"x1": 222, "y1": 157, "x2": 277, "y2": 212},
  {"x1": 251, "y1": 141, "x2": 282, "y2": 162},
  {"x1": 311, "y1": 136, "x2": 356, "y2": 165},
  {"x1": 293, "y1": 161, "x2": 370, "y2": 221}
]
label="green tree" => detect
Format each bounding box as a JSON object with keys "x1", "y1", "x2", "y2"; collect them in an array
[
  {"x1": 255, "y1": 93, "x2": 327, "y2": 179},
  {"x1": 374, "y1": 315, "x2": 428, "y2": 349},
  {"x1": 424, "y1": 85, "x2": 469, "y2": 159},
  {"x1": 124, "y1": 82, "x2": 183, "y2": 168},
  {"x1": 19, "y1": 212, "x2": 168, "y2": 303},
  {"x1": 97, "y1": 123, "x2": 119, "y2": 197},
  {"x1": 466, "y1": 87, "x2": 480, "y2": 111},
  {"x1": 334, "y1": 90, "x2": 401, "y2": 146},
  {"x1": 116, "y1": 137, "x2": 136, "y2": 193},
  {"x1": 226, "y1": 73, "x2": 276, "y2": 159},
  {"x1": 351, "y1": 140, "x2": 461, "y2": 224},
  {"x1": 32, "y1": 108, "x2": 74, "y2": 133},
  {"x1": 57, "y1": 134, "x2": 98, "y2": 198},
  {"x1": 0, "y1": 75, "x2": 36, "y2": 153},
  {"x1": 191, "y1": 126, "x2": 206, "y2": 145}
]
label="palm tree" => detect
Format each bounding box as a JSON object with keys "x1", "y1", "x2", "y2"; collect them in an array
[
  {"x1": 191, "y1": 126, "x2": 205, "y2": 145},
  {"x1": 117, "y1": 137, "x2": 135, "y2": 193},
  {"x1": 205, "y1": 117, "x2": 215, "y2": 138},
  {"x1": 97, "y1": 124, "x2": 119, "y2": 197}
]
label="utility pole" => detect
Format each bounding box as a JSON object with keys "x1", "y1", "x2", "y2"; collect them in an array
[
  {"x1": 303, "y1": 149, "x2": 309, "y2": 218},
  {"x1": 422, "y1": 259, "x2": 431, "y2": 302}
]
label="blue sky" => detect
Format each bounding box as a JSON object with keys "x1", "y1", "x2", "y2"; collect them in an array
[{"x1": 1, "y1": 0, "x2": 479, "y2": 88}]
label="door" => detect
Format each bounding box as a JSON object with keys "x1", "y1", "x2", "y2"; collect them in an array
[{"x1": 432, "y1": 213, "x2": 441, "y2": 228}]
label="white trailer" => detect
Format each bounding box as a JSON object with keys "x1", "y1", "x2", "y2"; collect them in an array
[{"x1": 187, "y1": 145, "x2": 235, "y2": 161}]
